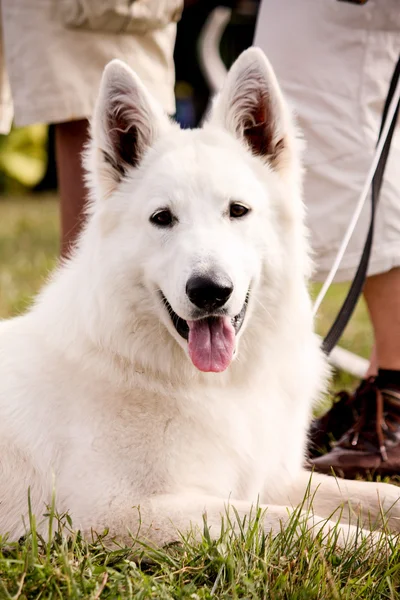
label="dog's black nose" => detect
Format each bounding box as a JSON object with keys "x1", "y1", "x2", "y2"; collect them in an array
[{"x1": 186, "y1": 275, "x2": 233, "y2": 311}]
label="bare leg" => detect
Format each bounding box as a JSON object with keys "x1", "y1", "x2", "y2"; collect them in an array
[
  {"x1": 364, "y1": 268, "x2": 400, "y2": 370},
  {"x1": 310, "y1": 271, "x2": 400, "y2": 475},
  {"x1": 55, "y1": 119, "x2": 90, "y2": 258},
  {"x1": 366, "y1": 344, "x2": 378, "y2": 377}
]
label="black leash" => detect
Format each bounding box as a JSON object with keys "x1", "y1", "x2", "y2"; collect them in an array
[{"x1": 321, "y1": 54, "x2": 400, "y2": 356}]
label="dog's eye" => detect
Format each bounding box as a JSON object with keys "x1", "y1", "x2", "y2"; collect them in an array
[
  {"x1": 150, "y1": 209, "x2": 174, "y2": 227},
  {"x1": 229, "y1": 203, "x2": 250, "y2": 219}
]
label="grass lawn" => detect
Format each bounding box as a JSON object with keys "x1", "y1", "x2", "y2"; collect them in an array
[
  {"x1": 1, "y1": 195, "x2": 397, "y2": 600},
  {"x1": 0, "y1": 195, "x2": 59, "y2": 319}
]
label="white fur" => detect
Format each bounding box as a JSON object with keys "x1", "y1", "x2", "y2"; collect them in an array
[{"x1": 0, "y1": 49, "x2": 399, "y2": 547}]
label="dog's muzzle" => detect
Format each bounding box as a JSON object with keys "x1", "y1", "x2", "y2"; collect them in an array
[
  {"x1": 160, "y1": 292, "x2": 249, "y2": 341},
  {"x1": 160, "y1": 291, "x2": 249, "y2": 373}
]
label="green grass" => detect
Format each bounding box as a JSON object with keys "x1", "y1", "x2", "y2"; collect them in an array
[
  {"x1": 2, "y1": 501, "x2": 400, "y2": 599},
  {"x1": 0, "y1": 195, "x2": 395, "y2": 599},
  {"x1": 0, "y1": 194, "x2": 59, "y2": 318}
]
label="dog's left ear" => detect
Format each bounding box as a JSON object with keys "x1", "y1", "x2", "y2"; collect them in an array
[
  {"x1": 89, "y1": 59, "x2": 170, "y2": 197},
  {"x1": 209, "y1": 48, "x2": 292, "y2": 169}
]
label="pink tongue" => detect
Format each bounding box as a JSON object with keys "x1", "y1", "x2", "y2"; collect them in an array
[{"x1": 187, "y1": 317, "x2": 235, "y2": 373}]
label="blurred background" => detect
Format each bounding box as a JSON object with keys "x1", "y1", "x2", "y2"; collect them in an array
[{"x1": 0, "y1": 0, "x2": 372, "y2": 386}]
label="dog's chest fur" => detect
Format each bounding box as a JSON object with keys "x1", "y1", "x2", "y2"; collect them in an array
[{"x1": 55, "y1": 375, "x2": 294, "y2": 511}]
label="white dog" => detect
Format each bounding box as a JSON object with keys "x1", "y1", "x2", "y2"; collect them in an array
[{"x1": 0, "y1": 49, "x2": 399, "y2": 547}]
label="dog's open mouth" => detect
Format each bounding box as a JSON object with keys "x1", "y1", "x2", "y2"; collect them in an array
[{"x1": 160, "y1": 293, "x2": 249, "y2": 373}]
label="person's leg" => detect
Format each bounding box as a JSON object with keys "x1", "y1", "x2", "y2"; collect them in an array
[
  {"x1": 309, "y1": 268, "x2": 400, "y2": 476},
  {"x1": 55, "y1": 119, "x2": 90, "y2": 257},
  {"x1": 366, "y1": 344, "x2": 378, "y2": 378},
  {"x1": 364, "y1": 268, "x2": 400, "y2": 371}
]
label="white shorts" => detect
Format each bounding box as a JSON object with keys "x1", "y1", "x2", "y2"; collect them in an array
[
  {"x1": 0, "y1": 0, "x2": 178, "y2": 133},
  {"x1": 255, "y1": 0, "x2": 400, "y2": 282}
]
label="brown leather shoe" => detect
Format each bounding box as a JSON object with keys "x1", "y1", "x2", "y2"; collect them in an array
[
  {"x1": 308, "y1": 380, "x2": 365, "y2": 458},
  {"x1": 308, "y1": 377, "x2": 400, "y2": 478}
]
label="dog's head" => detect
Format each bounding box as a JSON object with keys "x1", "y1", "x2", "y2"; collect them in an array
[{"x1": 85, "y1": 48, "x2": 306, "y2": 374}]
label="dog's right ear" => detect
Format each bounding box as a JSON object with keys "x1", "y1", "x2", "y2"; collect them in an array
[
  {"x1": 209, "y1": 48, "x2": 294, "y2": 172},
  {"x1": 89, "y1": 60, "x2": 170, "y2": 198}
]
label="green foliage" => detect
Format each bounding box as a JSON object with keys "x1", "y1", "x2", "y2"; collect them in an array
[
  {"x1": 0, "y1": 125, "x2": 48, "y2": 192},
  {"x1": 0, "y1": 195, "x2": 59, "y2": 318}
]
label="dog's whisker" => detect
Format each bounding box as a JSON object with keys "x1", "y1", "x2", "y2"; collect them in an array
[{"x1": 253, "y1": 296, "x2": 276, "y2": 326}]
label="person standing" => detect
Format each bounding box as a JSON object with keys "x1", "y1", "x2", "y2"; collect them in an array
[
  {"x1": 0, "y1": 0, "x2": 183, "y2": 256},
  {"x1": 254, "y1": 0, "x2": 400, "y2": 477}
]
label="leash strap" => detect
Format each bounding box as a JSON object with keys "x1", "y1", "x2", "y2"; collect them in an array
[{"x1": 321, "y1": 54, "x2": 400, "y2": 356}]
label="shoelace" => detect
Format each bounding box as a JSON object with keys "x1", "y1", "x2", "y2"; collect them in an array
[
  {"x1": 324, "y1": 383, "x2": 365, "y2": 432},
  {"x1": 349, "y1": 377, "x2": 387, "y2": 461},
  {"x1": 341, "y1": 376, "x2": 400, "y2": 462}
]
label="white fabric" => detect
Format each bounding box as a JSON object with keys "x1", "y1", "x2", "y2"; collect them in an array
[
  {"x1": 58, "y1": 0, "x2": 182, "y2": 34},
  {"x1": 254, "y1": 0, "x2": 400, "y2": 282},
  {"x1": 0, "y1": 0, "x2": 180, "y2": 133}
]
